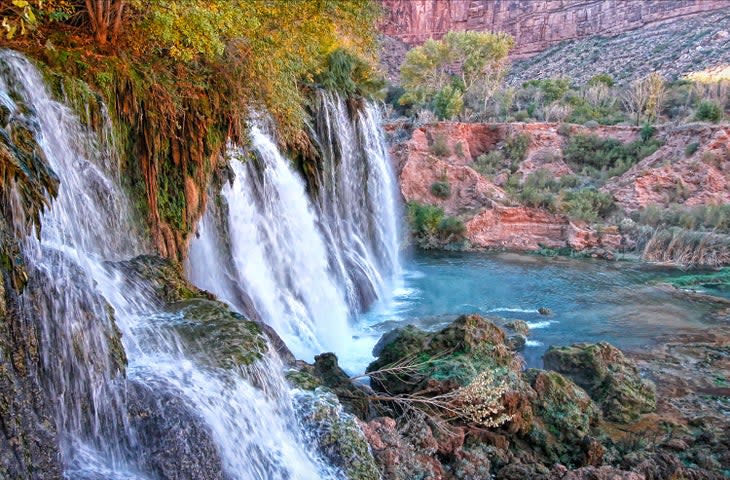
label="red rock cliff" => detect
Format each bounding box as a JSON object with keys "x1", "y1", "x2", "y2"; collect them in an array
[{"x1": 380, "y1": 0, "x2": 728, "y2": 57}]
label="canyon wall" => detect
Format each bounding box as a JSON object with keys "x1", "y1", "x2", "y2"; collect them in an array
[{"x1": 380, "y1": 0, "x2": 728, "y2": 57}]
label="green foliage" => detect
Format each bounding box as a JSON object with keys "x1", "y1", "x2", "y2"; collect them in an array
[
  {"x1": 521, "y1": 78, "x2": 570, "y2": 103},
  {"x1": 432, "y1": 84, "x2": 464, "y2": 120},
  {"x1": 504, "y1": 133, "x2": 530, "y2": 162},
  {"x1": 563, "y1": 133, "x2": 661, "y2": 179},
  {"x1": 634, "y1": 204, "x2": 730, "y2": 233},
  {"x1": 430, "y1": 133, "x2": 450, "y2": 157},
  {"x1": 695, "y1": 100, "x2": 723, "y2": 123},
  {"x1": 430, "y1": 181, "x2": 451, "y2": 199},
  {"x1": 407, "y1": 202, "x2": 465, "y2": 248},
  {"x1": 317, "y1": 48, "x2": 383, "y2": 97},
  {"x1": 685, "y1": 141, "x2": 700, "y2": 157},
  {"x1": 474, "y1": 150, "x2": 509, "y2": 176},
  {"x1": 399, "y1": 30, "x2": 513, "y2": 111},
  {"x1": 587, "y1": 73, "x2": 615, "y2": 88},
  {"x1": 563, "y1": 189, "x2": 614, "y2": 222},
  {"x1": 639, "y1": 123, "x2": 656, "y2": 142}
]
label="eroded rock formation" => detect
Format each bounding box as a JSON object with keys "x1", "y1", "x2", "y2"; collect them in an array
[{"x1": 380, "y1": 0, "x2": 727, "y2": 56}]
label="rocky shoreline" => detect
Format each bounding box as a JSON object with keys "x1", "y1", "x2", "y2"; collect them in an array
[
  {"x1": 387, "y1": 120, "x2": 730, "y2": 266},
  {"x1": 292, "y1": 312, "x2": 730, "y2": 479}
]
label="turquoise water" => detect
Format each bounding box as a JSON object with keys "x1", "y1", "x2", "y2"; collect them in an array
[{"x1": 341, "y1": 251, "x2": 729, "y2": 372}]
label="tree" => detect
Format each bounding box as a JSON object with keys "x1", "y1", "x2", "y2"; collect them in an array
[
  {"x1": 399, "y1": 30, "x2": 513, "y2": 114},
  {"x1": 432, "y1": 85, "x2": 463, "y2": 120},
  {"x1": 622, "y1": 76, "x2": 650, "y2": 126},
  {"x1": 644, "y1": 72, "x2": 666, "y2": 122},
  {"x1": 84, "y1": 0, "x2": 127, "y2": 46},
  {"x1": 623, "y1": 72, "x2": 665, "y2": 125}
]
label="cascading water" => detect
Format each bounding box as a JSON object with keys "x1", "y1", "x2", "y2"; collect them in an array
[
  {"x1": 311, "y1": 92, "x2": 401, "y2": 311},
  {"x1": 188, "y1": 95, "x2": 402, "y2": 363},
  {"x1": 1, "y1": 51, "x2": 342, "y2": 479}
]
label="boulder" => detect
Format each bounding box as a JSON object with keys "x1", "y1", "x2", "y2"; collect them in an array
[{"x1": 544, "y1": 342, "x2": 656, "y2": 423}]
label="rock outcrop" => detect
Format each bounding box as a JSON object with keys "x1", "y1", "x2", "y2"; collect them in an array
[
  {"x1": 379, "y1": 0, "x2": 729, "y2": 79},
  {"x1": 389, "y1": 120, "x2": 730, "y2": 256},
  {"x1": 341, "y1": 314, "x2": 729, "y2": 479}
]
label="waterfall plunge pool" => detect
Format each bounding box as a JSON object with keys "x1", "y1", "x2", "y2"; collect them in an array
[{"x1": 339, "y1": 251, "x2": 729, "y2": 373}]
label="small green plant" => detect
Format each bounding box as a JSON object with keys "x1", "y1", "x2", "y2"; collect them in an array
[
  {"x1": 432, "y1": 85, "x2": 464, "y2": 120},
  {"x1": 504, "y1": 133, "x2": 530, "y2": 162},
  {"x1": 454, "y1": 142, "x2": 465, "y2": 158},
  {"x1": 685, "y1": 142, "x2": 700, "y2": 157},
  {"x1": 474, "y1": 150, "x2": 506, "y2": 176},
  {"x1": 430, "y1": 133, "x2": 451, "y2": 157},
  {"x1": 407, "y1": 202, "x2": 465, "y2": 248},
  {"x1": 639, "y1": 123, "x2": 656, "y2": 142},
  {"x1": 695, "y1": 100, "x2": 723, "y2": 123},
  {"x1": 430, "y1": 181, "x2": 451, "y2": 199},
  {"x1": 563, "y1": 188, "x2": 615, "y2": 222}
]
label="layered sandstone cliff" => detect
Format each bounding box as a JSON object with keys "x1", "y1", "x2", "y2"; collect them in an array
[
  {"x1": 380, "y1": 0, "x2": 728, "y2": 57},
  {"x1": 387, "y1": 120, "x2": 730, "y2": 254}
]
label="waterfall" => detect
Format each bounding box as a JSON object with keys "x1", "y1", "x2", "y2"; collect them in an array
[
  {"x1": 312, "y1": 93, "x2": 402, "y2": 311},
  {"x1": 188, "y1": 94, "x2": 402, "y2": 361},
  {"x1": 1, "y1": 51, "x2": 339, "y2": 479}
]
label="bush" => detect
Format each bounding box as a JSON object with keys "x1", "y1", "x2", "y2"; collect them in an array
[
  {"x1": 430, "y1": 181, "x2": 451, "y2": 199},
  {"x1": 474, "y1": 150, "x2": 507, "y2": 176},
  {"x1": 685, "y1": 142, "x2": 700, "y2": 157},
  {"x1": 587, "y1": 73, "x2": 615, "y2": 88},
  {"x1": 563, "y1": 188, "x2": 615, "y2": 222},
  {"x1": 430, "y1": 133, "x2": 451, "y2": 157},
  {"x1": 640, "y1": 123, "x2": 656, "y2": 142},
  {"x1": 695, "y1": 101, "x2": 723, "y2": 123},
  {"x1": 504, "y1": 133, "x2": 530, "y2": 162},
  {"x1": 407, "y1": 202, "x2": 466, "y2": 247},
  {"x1": 563, "y1": 133, "x2": 661, "y2": 179},
  {"x1": 432, "y1": 85, "x2": 464, "y2": 120},
  {"x1": 584, "y1": 120, "x2": 599, "y2": 129},
  {"x1": 438, "y1": 216, "x2": 466, "y2": 236}
]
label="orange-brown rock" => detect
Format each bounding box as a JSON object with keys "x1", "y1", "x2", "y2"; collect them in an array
[
  {"x1": 606, "y1": 124, "x2": 730, "y2": 211},
  {"x1": 380, "y1": 0, "x2": 727, "y2": 58},
  {"x1": 391, "y1": 120, "x2": 729, "y2": 254}
]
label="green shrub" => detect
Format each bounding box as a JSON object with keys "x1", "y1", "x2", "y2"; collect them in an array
[
  {"x1": 634, "y1": 204, "x2": 730, "y2": 233},
  {"x1": 563, "y1": 188, "x2": 615, "y2": 222},
  {"x1": 504, "y1": 133, "x2": 530, "y2": 162},
  {"x1": 432, "y1": 85, "x2": 464, "y2": 120},
  {"x1": 695, "y1": 100, "x2": 723, "y2": 123},
  {"x1": 430, "y1": 133, "x2": 451, "y2": 157},
  {"x1": 640, "y1": 123, "x2": 656, "y2": 143},
  {"x1": 430, "y1": 181, "x2": 451, "y2": 199},
  {"x1": 407, "y1": 202, "x2": 465, "y2": 247},
  {"x1": 438, "y1": 216, "x2": 466, "y2": 236},
  {"x1": 587, "y1": 73, "x2": 615, "y2": 88},
  {"x1": 563, "y1": 133, "x2": 661, "y2": 179},
  {"x1": 558, "y1": 175, "x2": 581, "y2": 189},
  {"x1": 474, "y1": 150, "x2": 506, "y2": 176},
  {"x1": 685, "y1": 142, "x2": 700, "y2": 157},
  {"x1": 522, "y1": 79, "x2": 570, "y2": 103}
]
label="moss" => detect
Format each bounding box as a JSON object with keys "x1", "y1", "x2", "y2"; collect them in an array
[
  {"x1": 296, "y1": 389, "x2": 380, "y2": 480},
  {"x1": 112, "y1": 255, "x2": 267, "y2": 369},
  {"x1": 544, "y1": 343, "x2": 656, "y2": 423},
  {"x1": 286, "y1": 369, "x2": 322, "y2": 391},
  {"x1": 168, "y1": 299, "x2": 267, "y2": 369}
]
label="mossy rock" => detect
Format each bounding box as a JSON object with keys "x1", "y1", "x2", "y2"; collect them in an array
[
  {"x1": 295, "y1": 389, "x2": 380, "y2": 480},
  {"x1": 113, "y1": 255, "x2": 208, "y2": 303},
  {"x1": 166, "y1": 299, "x2": 267, "y2": 369},
  {"x1": 286, "y1": 368, "x2": 322, "y2": 391},
  {"x1": 543, "y1": 342, "x2": 656, "y2": 423},
  {"x1": 367, "y1": 314, "x2": 514, "y2": 395},
  {"x1": 525, "y1": 369, "x2": 600, "y2": 445},
  {"x1": 505, "y1": 320, "x2": 530, "y2": 336},
  {"x1": 112, "y1": 255, "x2": 268, "y2": 369}
]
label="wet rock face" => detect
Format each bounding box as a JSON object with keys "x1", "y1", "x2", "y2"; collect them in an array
[
  {"x1": 295, "y1": 389, "x2": 380, "y2": 480},
  {"x1": 125, "y1": 379, "x2": 227, "y2": 480},
  {"x1": 111, "y1": 255, "x2": 275, "y2": 370},
  {"x1": 543, "y1": 342, "x2": 656, "y2": 423}
]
